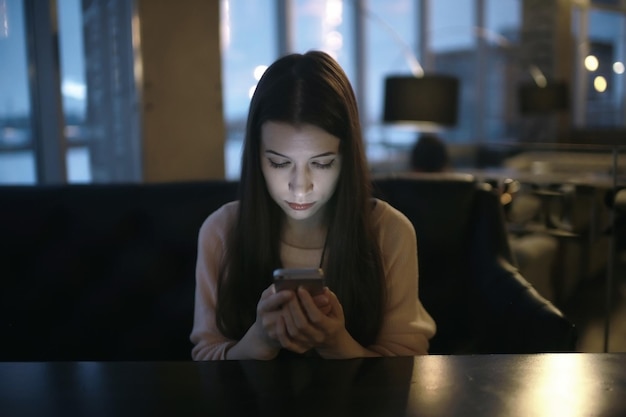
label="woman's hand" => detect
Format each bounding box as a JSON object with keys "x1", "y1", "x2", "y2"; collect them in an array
[
  {"x1": 228, "y1": 284, "x2": 294, "y2": 360},
  {"x1": 276, "y1": 287, "x2": 359, "y2": 357}
]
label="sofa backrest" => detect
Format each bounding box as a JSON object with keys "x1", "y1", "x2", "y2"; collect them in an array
[
  {"x1": 0, "y1": 181, "x2": 239, "y2": 361},
  {"x1": 0, "y1": 176, "x2": 575, "y2": 360}
]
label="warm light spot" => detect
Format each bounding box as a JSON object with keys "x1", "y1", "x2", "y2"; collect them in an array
[
  {"x1": 613, "y1": 62, "x2": 625, "y2": 75},
  {"x1": 253, "y1": 65, "x2": 268, "y2": 81},
  {"x1": 248, "y1": 85, "x2": 257, "y2": 99},
  {"x1": 517, "y1": 355, "x2": 601, "y2": 416},
  {"x1": 529, "y1": 65, "x2": 547, "y2": 87},
  {"x1": 503, "y1": 178, "x2": 521, "y2": 194},
  {"x1": 407, "y1": 355, "x2": 454, "y2": 411},
  {"x1": 324, "y1": 0, "x2": 343, "y2": 26},
  {"x1": 594, "y1": 76, "x2": 607, "y2": 92},
  {"x1": 584, "y1": 55, "x2": 599, "y2": 71},
  {"x1": 220, "y1": 0, "x2": 231, "y2": 51},
  {"x1": 325, "y1": 31, "x2": 343, "y2": 50},
  {"x1": 500, "y1": 193, "x2": 513, "y2": 205}
]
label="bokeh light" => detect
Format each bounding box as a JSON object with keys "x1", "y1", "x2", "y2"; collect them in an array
[
  {"x1": 584, "y1": 55, "x2": 599, "y2": 71},
  {"x1": 593, "y1": 76, "x2": 607, "y2": 93}
]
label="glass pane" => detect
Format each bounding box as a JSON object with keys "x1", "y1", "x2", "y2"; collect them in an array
[
  {"x1": 0, "y1": 151, "x2": 35, "y2": 184},
  {"x1": 484, "y1": 0, "x2": 521, "y2": 142},
  {"x1": 0, "y1": 0, "x2": 36, "y2": 184},
  {"x1": 66, "y1": 146, "x2": 91, "y2": 183},
  {"x1": 58, "y1": 0, "x2": 86, "y2": 126},
  {"x1": 431, "y1": 0, "x2": 474, "y2": 53},
  {"x1": 293, "y1": 0, "x2": 355, "y2": 80},
  {"x1": 364, "y1": 0, "x2": 419, "y2": 164},
  {"x1": 57, "y1": 0, "x2": 89, "y2": 183},
  {"x1": 365, "y1": 0, "x2": 416, "y2": 122},
  {"x1": 430, "y1": 0, "x2": 475, "y2": 143},
  {"x1": 585, "y1": 10, "x2": 626, "y2": 127},
  {"x1": 221, "y1": 0, "x2": 277, "y2": 179}
]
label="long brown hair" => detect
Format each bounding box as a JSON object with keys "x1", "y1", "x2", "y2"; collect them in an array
[{"x1": 216, "y1": 51, "x2": 386, "y2": 347}]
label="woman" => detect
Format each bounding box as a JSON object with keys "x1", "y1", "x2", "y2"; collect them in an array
[{"x1": 190, "y1": 51, "x2": 435, "y2": 360}]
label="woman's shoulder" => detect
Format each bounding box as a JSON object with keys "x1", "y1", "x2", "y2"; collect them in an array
[
  {"x1": 371, "y1": 198, "x2": 418, "y2": 261},
  {"x1": 371, "y1": 198, "x2": 414, "y2": 233},
  {"x1": 199, "y1": 201, "x2": 240, "y2": 237}
]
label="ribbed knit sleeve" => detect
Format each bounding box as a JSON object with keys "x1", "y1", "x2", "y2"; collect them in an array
[
  {"x1": 190, "y1": 202, "x2": 239, "y2": 360},
  {"x1": 367, "y1": 199, "x2": 437, "y2": 356}
]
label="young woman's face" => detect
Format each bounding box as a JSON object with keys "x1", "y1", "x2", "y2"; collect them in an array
[{"x1": 260, "y1": 121, "x2": 342, "y2": 225}]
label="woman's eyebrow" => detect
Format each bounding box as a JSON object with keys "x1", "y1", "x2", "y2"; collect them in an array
[
  {"x1": 264, "y1": 150, "x2": 337, "y2": 158},
  {"x1": 264, "y1": 150, "x2": 288, "y2": 158},
  {"x1": 310, "y1": 152, "x2": 337, "y2": 158}
]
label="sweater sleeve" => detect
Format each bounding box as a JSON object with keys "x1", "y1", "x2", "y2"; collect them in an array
[
  {"x1": 368, "y1": 200, "x2": 437, "y2": 356},
  {"x1": 190, "y1": 203, "x2": 238, "y2": 360}
]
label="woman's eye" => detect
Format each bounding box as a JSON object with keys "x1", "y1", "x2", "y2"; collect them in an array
[
  {"x1": 312, "y1": 160, "x2": 335, "y2": 169},
  {"x1": 269, "y1": 159, "x2": 290, "y2": 168}
]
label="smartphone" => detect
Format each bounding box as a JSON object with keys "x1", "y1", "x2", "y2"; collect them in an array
[{"x1": 273, "y1": 268, "x2": 325, "y2": 296}]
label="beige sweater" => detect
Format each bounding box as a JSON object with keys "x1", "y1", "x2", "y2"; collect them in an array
[{"x1": 190, "y1": 199, "x2": 436, "y2": 360}]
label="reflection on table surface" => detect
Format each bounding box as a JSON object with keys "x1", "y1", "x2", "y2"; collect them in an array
[{"x1": 1, "y1": 354, "x2": 625, "y2": 417}]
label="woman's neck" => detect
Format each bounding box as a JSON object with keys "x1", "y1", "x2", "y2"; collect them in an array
[{"x1": 282, "y1": 217, "x2": 327, "y2": 250}]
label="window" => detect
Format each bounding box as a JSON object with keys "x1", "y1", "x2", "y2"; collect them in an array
[
  {"x1": 0, "y1": 0, "x2": 139, "y2": 184},
  {"x1": 58, "y1": 0, "x2": 89, "y2": 182},
  {"x1": 484, "y1": 0, "x2": 521, "y2": 141},
  {"x1": 221, "y1": 0, "x2": 277, "y2": 179},
  {"x1": 220, "y1": 0, "x2": 527, "y2": 177},
  {"x1": 572, "y1": 3, "x2": 626, "y2": 128},
  {"x1": 0, "y1": 0, "x2": 35, "y2": 184},
  {"x1": 364, "y1": 0, "x2": 419, "y2": 156},
  {"x1": 293, "y1": 0, "x2": 355, "y2": 79},
  {"x1": 585, "y1": 10, "x2": 626, "y2": 126},
  {"x1": 4, "y1": 1, "x2": 624, "y2": 183}
]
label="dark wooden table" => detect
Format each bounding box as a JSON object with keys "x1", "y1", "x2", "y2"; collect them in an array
[{"x1": 1, "y1": 353, "x2": 625, "y2": 417}]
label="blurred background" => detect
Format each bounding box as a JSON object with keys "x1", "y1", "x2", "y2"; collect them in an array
[
  {"x1": 0, "y1": 0, "x2": 625, "y2": 352},
  {"x1": 1, "y1": 0, "x2": 625, "y2": 182}
]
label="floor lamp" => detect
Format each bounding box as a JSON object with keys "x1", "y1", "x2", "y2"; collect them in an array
[
  {"x1": 356, "y1": 3, "x2": 460, "y2": 131},
  {"x1": 383, "y1": 74, "x2": 460, "y2": 131}
]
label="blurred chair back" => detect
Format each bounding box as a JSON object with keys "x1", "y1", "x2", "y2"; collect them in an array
[{"x1": 372, "y1": 173, "x2": 577, "y2": 354}]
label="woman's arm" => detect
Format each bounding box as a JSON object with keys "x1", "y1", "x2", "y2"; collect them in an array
[
  {"x1": 367, "y1": 202, "x2": 436, "y2": 356},
  {"x1": 190, "y1": 207, "x2": 298, "y2": 360},
  {"x1": 222, "y1": 286, "x2": 295, "y2": 360},
  {"x1": 190, "y1": 210, "x2": 239, "y2": 360}
]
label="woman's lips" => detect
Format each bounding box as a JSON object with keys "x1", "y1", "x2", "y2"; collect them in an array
[{"x1": 287, "y1": 202, "x2": 315, "y2": 211}]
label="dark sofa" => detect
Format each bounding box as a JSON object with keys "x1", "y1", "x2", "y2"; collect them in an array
[
  {"x1": 0, "y1": 176, "x2": 576, "y2": 361},
  {"x1": 0, "y1": 181, "x2": 239, "y2": 361}
]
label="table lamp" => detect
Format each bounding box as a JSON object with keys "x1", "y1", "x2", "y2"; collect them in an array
[{"x1": 383, "y1": 74, "x2": 459, "y2": 130}]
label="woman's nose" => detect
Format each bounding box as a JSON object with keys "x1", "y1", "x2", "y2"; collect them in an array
[{"x1": 289, "y1": 166, "x2": 313, "y2": 196}]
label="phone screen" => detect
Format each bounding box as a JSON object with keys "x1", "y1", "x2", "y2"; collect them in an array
[{"x1": 273, "y1": 268, "x2": 325, "y2": 295}]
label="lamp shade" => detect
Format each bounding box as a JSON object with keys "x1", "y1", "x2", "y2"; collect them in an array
[
  {"x1": 383, "y1": 75, "x2": 459, "y2": 127},
  {"x1": 518, "y1": 81, "x2": 569, "y2": 114}
]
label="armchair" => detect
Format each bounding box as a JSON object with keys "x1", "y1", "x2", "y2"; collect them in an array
[{"x1": 372, "y1": 173, "x2": 577, "y2": 354}]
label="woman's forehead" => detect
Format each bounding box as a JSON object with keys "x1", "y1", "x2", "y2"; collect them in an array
[{"x1": 260, "y1": 122, "x2": 340, "y2": 154}]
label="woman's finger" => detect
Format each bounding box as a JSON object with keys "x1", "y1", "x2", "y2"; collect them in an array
[
  {"x1": 312, "y1": 287, "x2": 331, "y2": 315},
  {"x1": 297, "y1": 287, "x2": 327, "y2": 325},
  {"x1": 258, "y1": 287, "x2": 294, "y2": 314},
  {"x1": 275, "y1": 315, "x2": 309, "y2": 354}
]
